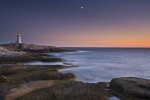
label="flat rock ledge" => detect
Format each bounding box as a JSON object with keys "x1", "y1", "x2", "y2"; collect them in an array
[{"x1": 110, "y1": 77, "x2": 150, "y2": 100}]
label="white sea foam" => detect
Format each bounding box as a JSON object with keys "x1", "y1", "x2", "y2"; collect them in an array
[
  {"x1": 109, "y1": 97, "x2": 120, "y2": 100},
  {"x1": 23, "y1": 61, "x2": 63, "y2": 65}
]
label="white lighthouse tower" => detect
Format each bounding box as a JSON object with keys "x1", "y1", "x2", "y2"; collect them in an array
[{"x1": 16, "y1": 33, "x2": 22, "y2": 47}]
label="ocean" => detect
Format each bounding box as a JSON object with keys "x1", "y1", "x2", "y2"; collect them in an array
[
  {"x1": 54, "y1": 48, "x2": 150, "y2": 83},
  {"x1": 26, "y1": 48, "x2": 150, "y2": 83}
]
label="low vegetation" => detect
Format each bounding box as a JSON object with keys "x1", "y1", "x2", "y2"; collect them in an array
[{"x1": 0, "y1": 65, "x2": 75, "y2": 92}]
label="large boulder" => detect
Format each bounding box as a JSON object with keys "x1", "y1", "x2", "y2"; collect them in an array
[
  {"x1": 110, "y1": 77, "x2": 150, "y2": 99},
  {"x1": 0, "y1": 47, "x2": 8, "y2": 52}
]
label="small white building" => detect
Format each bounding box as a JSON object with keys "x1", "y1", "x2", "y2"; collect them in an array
[
  {"x1": 16, "y1": 33, "x2": 22, "y2": 48},
  {"x1": 16, "y1": 33, "x2": 22, "y2": 44}
]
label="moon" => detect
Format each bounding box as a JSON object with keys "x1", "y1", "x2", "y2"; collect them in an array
[{"x1": 81, "y1": 6, "x2": 84, "y2": 9}]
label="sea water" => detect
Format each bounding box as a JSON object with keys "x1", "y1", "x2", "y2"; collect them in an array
[
  {"x1": 54, "y1": 48, "x2": 150, "y2": 83},
  {"x1": 25, "y1": 48, "x2": 150, "y2": 83}
]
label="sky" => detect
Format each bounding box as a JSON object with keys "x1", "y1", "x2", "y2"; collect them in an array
[{"x1": 0, "y1": 0, "x2": 150, "y2": 47}]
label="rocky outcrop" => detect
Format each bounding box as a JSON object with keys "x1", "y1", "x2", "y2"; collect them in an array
[
  {"x1": 0, "y1": 46, "x2": 26, "y2": 57},
  {"x1": 0, "y1": 43, "x2": 71, "y2": 64},
  {"x1": 110, "y1": 77, "x2": 150, "y2": 99},
  {"x1": 0, "y1": 47, "x2": 7, "y2": 51},
  {"x1": 0, "y1": 43, "x2": 72, "y2": 53},
  {"x1": 0, "y1": 53, "x2": 63, "y2": 64}
]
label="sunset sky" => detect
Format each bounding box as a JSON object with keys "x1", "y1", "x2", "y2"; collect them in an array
[{"x1": 0, "y1": 0, "x2": 150, "y2": 47}]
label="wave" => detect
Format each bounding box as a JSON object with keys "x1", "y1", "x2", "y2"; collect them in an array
[{"x1": 76, "y1": 50, "x2": 92, "y2": 53}]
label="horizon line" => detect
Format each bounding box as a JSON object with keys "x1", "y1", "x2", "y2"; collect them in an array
[
  {"x1": 0, "y1": 42, "x2": 150, "y2": 48},
  {"x1": 62, "y1": 46, "x2": 150, "y2": 48}
]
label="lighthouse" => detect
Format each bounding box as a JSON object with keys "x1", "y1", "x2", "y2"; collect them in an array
[
  {"x1": 16, "y1": 33, "x2": 22, "y2": 44},
  {"x1": 16, "y1": 33, "x2": 22, "y2": 48}
]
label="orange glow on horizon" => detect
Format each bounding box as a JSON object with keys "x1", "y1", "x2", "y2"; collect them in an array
[{"x1": 41, "y1": 23, "x2": 150, "y2": 47}]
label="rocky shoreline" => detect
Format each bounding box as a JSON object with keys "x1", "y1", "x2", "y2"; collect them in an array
[
  {"x1": 0, "y1": 43, "x2": 150, "y2": 100},
  {"x1": 0, "y1": 47, "x2": 26, "y2": 57},
  {"x1": 0, "y1": 43, "x2": 68, "y2": 64},
  {"x1": 0, "y1": 43, "x2": 72, "y2": 53}
]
